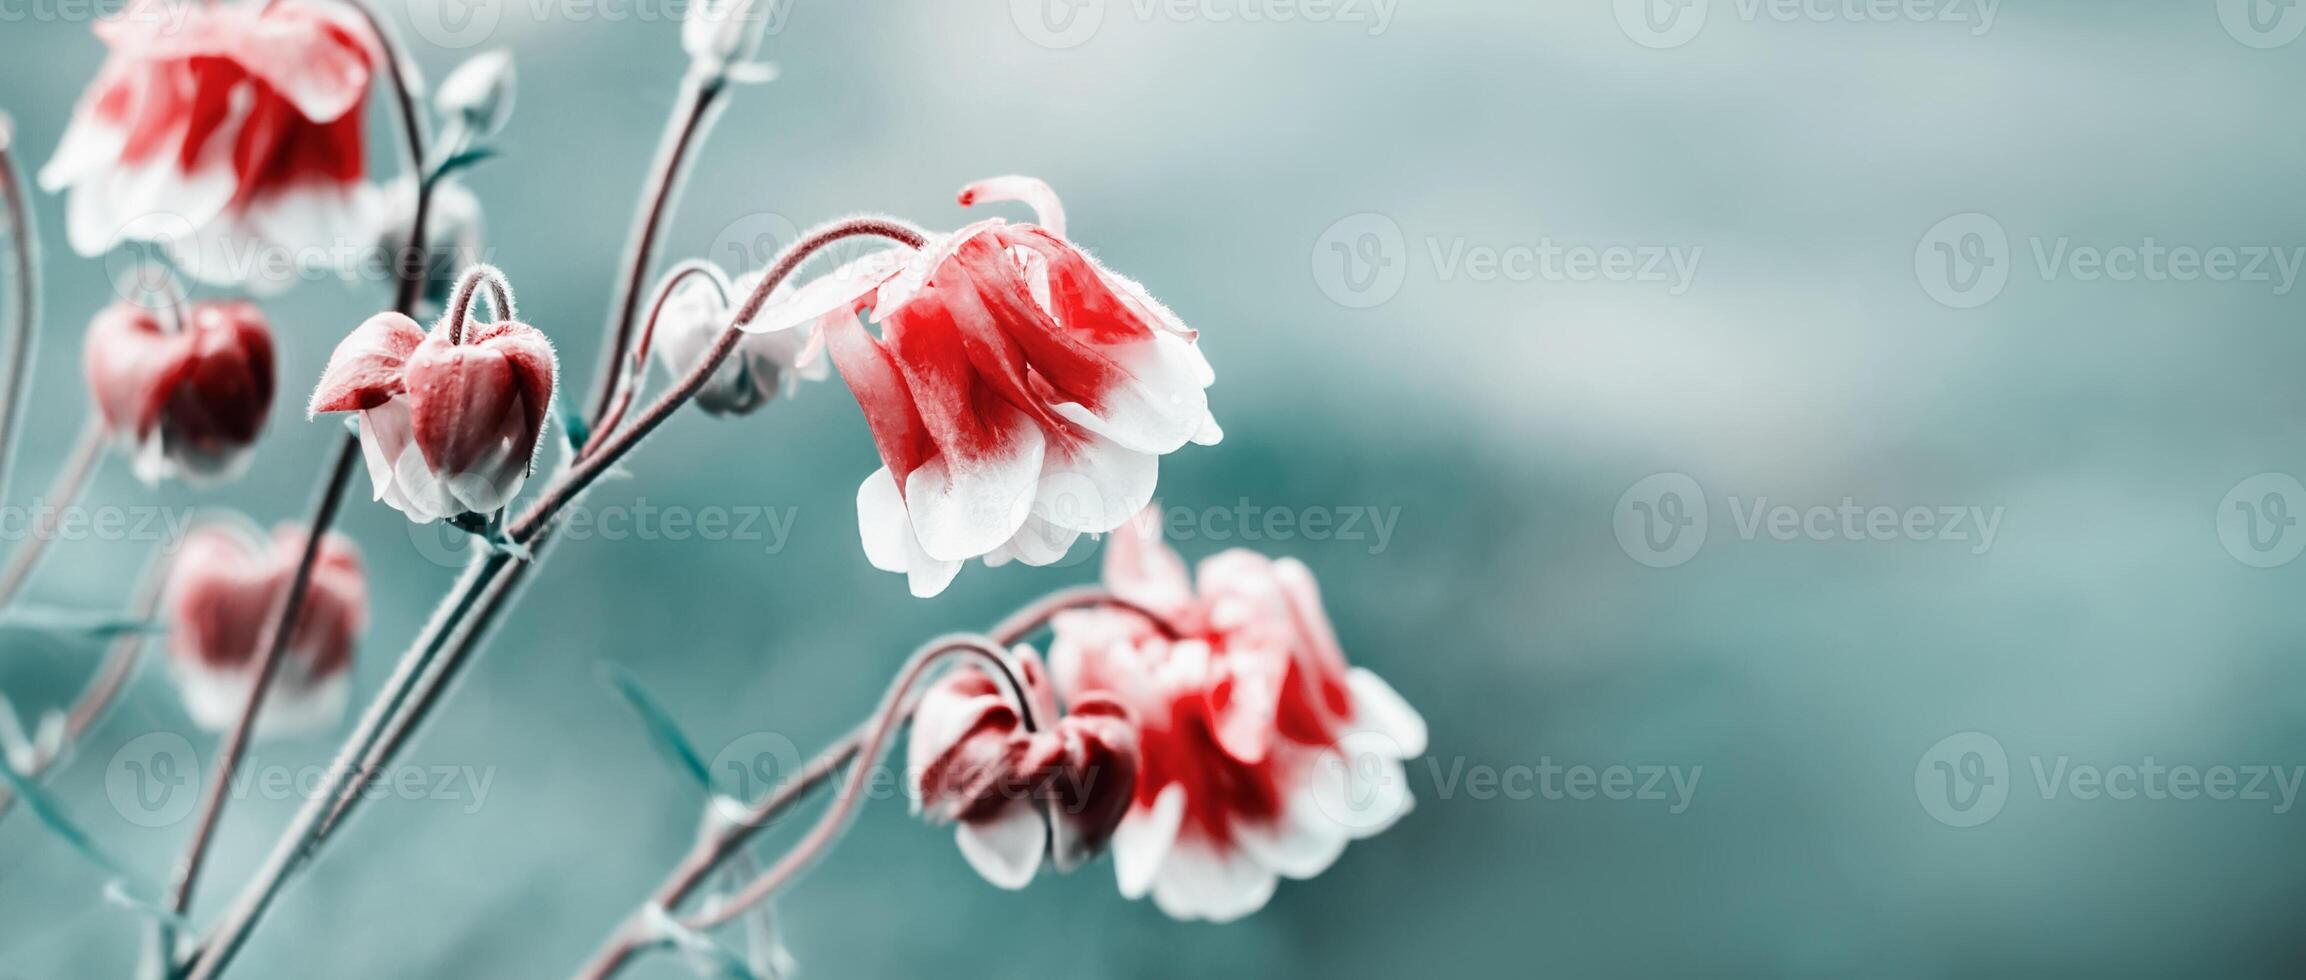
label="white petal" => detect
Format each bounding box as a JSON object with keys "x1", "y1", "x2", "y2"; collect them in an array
[
  {"x1": 901, "y1": 423, "x2": 1044, "y2": 563},
  {"x1": 954, "y1": 804, "x2": 1046, "y2": 890},
  {"x1": 1348, "y1": 668, "x2": 1428, "y2": 758},
  {"x1": 1047, "y1": 330, "x2": 1213, "y2": 456},
  {"x1": 1112, "y1": 783, "x2": 1185, "y2": 899},
  {"x1": 1150, "y1": 838, "x2": 1279, "y2": 923},
  {"x1": 1033, "y1": 434, "x2": 1156, "y2": 535}
]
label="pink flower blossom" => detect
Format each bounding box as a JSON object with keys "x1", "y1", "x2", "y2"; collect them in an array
[
  {"x1": 167, "y1": 521, "x2": 367, "y2": 736},
  {"x1": 308, "y1": 310, "x2": 558, "y2": 523},
  {"x1": 84, "y1": 299, "x2": 276, "y2": 484},
  {"x1": 41, "y1": 0, "x2": 381, "y2": 291},
  {"x1": 907, "y1": 646, "x2": 1141, "y2": 888},
  {"x1": 746, "y1": 176, "x2": 1221, "y2": 597},
  {"x1": 1047, "y1": 508, "x2": 1427, "y2": 922}
]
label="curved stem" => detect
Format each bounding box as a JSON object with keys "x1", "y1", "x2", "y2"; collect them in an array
[
  {"x1": 443, "y1": 264, "x2": 516, "y2": 342},
  {"x1": 585, "y1": 73, "x2": 726, "y2": 425},
  {"x1": 0, "y1": 546, "x2": 171, "y2": 824},
  {"x1": 162, "y1": 443, "x2": 359, "y2": 921},
  {"x1": 170, "y1": 3, "x2": 431, "y2": 976},
  {"x1": 513, "y1": 217, "x2": 925, "y2": 542},
  {"x1": 186, "y1": 218, "x2": 924, "y2": 980},
  {"x1": 0, "y1": 417, "x2": 106, "y2": 608},
  {"x1": 0, "y1": 139, "x2": 39, "y2": 518},
  {"x1": 583, "y1": 261, "x2": 728, "y2": 459},
  {"x1": 571, "y1": 589, "x2": 1177, "y2": 978},
  {"x1": 571, "y1": 636, "x2": 1025, "y2": 980}
]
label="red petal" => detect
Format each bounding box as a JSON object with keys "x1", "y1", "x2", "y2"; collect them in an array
[{"x1": 309, "y1": 311, "x2": 423, "y2": 415}]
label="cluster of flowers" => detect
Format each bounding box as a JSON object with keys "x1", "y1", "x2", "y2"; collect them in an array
[{"x1": 15, "y1": 0, "x2": 1427, "y2": 958}]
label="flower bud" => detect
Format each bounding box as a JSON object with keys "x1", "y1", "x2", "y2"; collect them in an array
[
  {"x1": 84, "y1": 300, "x2": 276, "y2": 485},
  {"x1": 435, "y1": 48, "x2": 516, "y2": 142},
  {"x1": 655, "y1": 267, "x2": 825, "y2": 417},
  {"x1": 908, "y1": 647, "x2": 1141, "y2": 889},
  {"x1": 683, "y1": 0, "x2": 769, "y2": 77},
  {"x1": 168, "y1": 520, "x2": 367, "y2": 737},
  {"x1": 309, "y1": 308, "x2": 557, "y2": 523}
]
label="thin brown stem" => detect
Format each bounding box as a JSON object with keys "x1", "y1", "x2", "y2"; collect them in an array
[
  {"x1": 572, "y1": 589, "x2": 1175, "y2": 978},
  {"x1": 585, "y1": 74, "x2": 725, "y2": 425},
  {"x1": 0, "y1": 547, "x2": 172, "y2": 824},
  {"x1": 166, "y1": 3, "x2": 432, "y2": 975},
  {"x1": 186, "y1": 219, "x2": 923, "y2": 980},
  {"x1": 0, "y1": 139, "x2": 37, "y2": 513},
  {"x1": 514, "y1": 217, "x2": 925, "y2": 542},
  {"x1": 443, "y1": 264, "x2": 516, "y2": 343},
  {"x1": 572, "y1": 635, "x2": 1024, "y2": 980},
  {"x1": 0, "y1": 417, "x2": 106, "y2": 608},
  {"x1": 162, "y1": 444, "x2": 359, "y2": 920},
  {"x1": 583, "y1": 261, "x2": 727, "y2": 459}
]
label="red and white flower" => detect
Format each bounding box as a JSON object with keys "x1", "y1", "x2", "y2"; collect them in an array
[
  {"x1": 42, "y1": 0, "x2": 382, "y2": 291},
  {"x1": 907, "y1": 646, "x2": 1140, "y2": 888},
  {"x1": 749, "y1": 176, "x2": 1221, "y2": 597},
  {"x1": 654, "y1": 265, "x2": 827, "y2": 417},
  {"x1": 167, "y1": 520, "x2": 366, "y2": 736},
  {"x1": 308, "y1": 309, "x2": 558, "y2": 523},
  {"x1": 84, "y1": 299, "x2": 276, "y2": 485},
  {"x1": 1046, "y1": 508, "x2": 1427, "y2": 922}
]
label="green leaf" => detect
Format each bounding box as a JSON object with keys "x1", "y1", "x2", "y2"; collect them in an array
[
  {"x1": 599, "y1": 664, "x2": 711, "y2": 790},
  {"x1": 0, "y1": 758, "x2": 140, "y2": 886},
  {"x1": 427, "y1": 144, "x2": 501, "y2": 183}
]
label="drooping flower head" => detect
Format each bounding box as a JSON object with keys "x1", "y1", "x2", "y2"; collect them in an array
[
  {"x1": 84, "y1": 298, "x2": 276, "y2": 484},
  {"x1": 308, "y1": 300, "x2": 557, "y2": 523},
  {"x1": 1046, "y1": 508, "x2": 1427, "y2": 922},
  {"x1": 42, "y1": 0, "x2": 381, "y2": 291},
  {"x1": 908, "y1": 646, "x2": 1141, "y2": 888},
  {"x1": 654, "y1": 264, "x2": 826, "y2": 417},
  {"x1": 167, "y1": 519, "x2": 366, "y2": 737},
  {"x1": 749, "y1": 176, "x2": 1222, "y2": 597}
]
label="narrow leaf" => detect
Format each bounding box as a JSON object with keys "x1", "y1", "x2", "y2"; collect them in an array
[{"x1": 599, "y1": 664, "x2": 711, "y2": 790}]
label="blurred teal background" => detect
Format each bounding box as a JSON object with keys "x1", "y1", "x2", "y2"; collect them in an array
[{"x1": 7, "y1": 0, "x2": 2306, "y2": 976}]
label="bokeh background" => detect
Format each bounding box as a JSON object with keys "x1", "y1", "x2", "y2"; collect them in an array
[{"x1": 7, "y1": 0, "x2": 2306, "y2": 976}]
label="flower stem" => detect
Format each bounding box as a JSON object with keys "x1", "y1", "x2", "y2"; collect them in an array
[
  {"x1": 182, "y1": 217, "x2": 925, "y2": 980},
  {"x1": 0, "y1": 416, "x2": 106, "y2": 608},
  {"x1": 0, "y1": 546, "x2": 171, "y2": 824},
  {"x1": 160, "y1": 441, "x2": 358, "y2": 922},
  {"x1": 0, "y1": 137, "x2": 40, "y2": 518},
  {"x1": 585, "y1": 73, "x2": 726, "y2": 425},
  {"x1": 571, "y1": 588, "x2": 1170, "y2": 979}
]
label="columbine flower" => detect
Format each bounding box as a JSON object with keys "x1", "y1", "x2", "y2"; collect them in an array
[
  {"x1": 749, "y1": 176, "x2": 1221, "y2": 597},
  {"x1": 84, "y1": 299, "x2": 276, "y2": 485},
  {"x1": 908, "y1": 646, "x2": 1140, "y2": 888},
  {"x1": 654, "y1": 266, "x2": 826, "y2": 417},
  {"x1": 434, "y1": 48, "x2": 516, "y2": 143},
  {"x1": 1046, "y1": 508, "x2": 1427, "y2": 922},
  {"x1": 308, "y1": 307, "x2": 557, "y2": 523},
  {"x1": 42, "y1": 0, "x2": 381, "y2": 291},
  {"x1": 168, "y1": 520, "x2": 367, "y2": 736}
]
